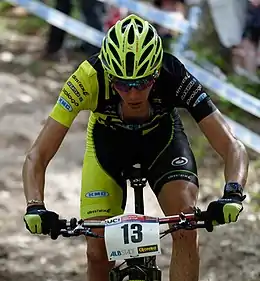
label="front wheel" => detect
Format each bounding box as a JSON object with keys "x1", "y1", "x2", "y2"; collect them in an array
[
  {"x1": 109, "y1": 269, "x2": 120, "y2": 281},
  {"x1": 147, "y1": 267, "x2": 162, "y2": 281}
]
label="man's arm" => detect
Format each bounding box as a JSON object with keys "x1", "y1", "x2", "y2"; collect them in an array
[
  {"x1": 22, "y1": 117, "x2": 69, "y2": 206},
  {"x1": 167, "y1": 55, "x2": 249, "y2": 186},
  {"x1": 198, "y1": 110, "x2": 249, "y2": 187},
  {"x1": 23, "y1": 59, "x2": 98, "y2": 206}
]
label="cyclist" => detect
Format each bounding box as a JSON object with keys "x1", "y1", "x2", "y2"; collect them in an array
[{"x1": 23, "y1": 14, "x2": 248, "y2": 281}]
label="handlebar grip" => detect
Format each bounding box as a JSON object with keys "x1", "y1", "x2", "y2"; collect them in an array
[
  {"x1": 58, "y1": 219, "x2": 67, "y2": 230},
  {"x1": 197, "y1": 211, "x2": 210, "y2": 221},
  {"x1": 58, "y1": 218, "x2": 78, "y2": 230},
  {"x1": 70, "y1": 218, "x2": 78, "y2": 229},
  {"x1": 195, "y1": 210, "x2": 214, "y2": 232}
]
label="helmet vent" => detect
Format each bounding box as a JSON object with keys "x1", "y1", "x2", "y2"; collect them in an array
[
  {"x1": 122, "y1": 19, "x2": 131, "y2": 32},
  {"x1": 153, "y1": 53, "x2": 161, "y2": 69},
  {"x1": 139, "y1": 45, "x2": 153, "y2": 64},
  {"x1": 135, "y1": 19, "x2": 143, "y2": 28},
  {"x1": 126, "y1": 52, "x2": 135, "y2": 76},
  {"x1": 150, "y1": 55, "x2": 155, "y2": 68},
  {"x1": 103, "y1": 39, "x2": 106, "y2": 52},
  {"x1": 155, "y1": 38, "x2": 161, "y2": 53},
  {"x1": 128, "y1": 25, "x2": 135, "y2": 44},
  {"x1": 108, "y1": 43, "x2": 121, "y2": 64},
  {"x1": 109, "y1": 28, "x2": 119, "y2": 48},
  {"x1": 112, "y1": 59, "x2": 123, "y2": 77},
  {"x1": 142, "y1": 28, "x2": 154, "y2": 48},
  {"x1": 137, "y1": 61, "x2": 149, "y2": 77},
  {"x1": 100, "y1": 52, "x2": 109, "y2": 68},
  {"x1": 107, "y1": 53, "x2": 111, "y2": 65}
]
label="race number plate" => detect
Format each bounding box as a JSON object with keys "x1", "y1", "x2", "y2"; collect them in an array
[{"x1": 104, "y1": 213, "x2": 161, "y2": 261}]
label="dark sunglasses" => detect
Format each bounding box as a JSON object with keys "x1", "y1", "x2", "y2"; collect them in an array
[{"x1": 110, "y1": 73, "x2": 158, "y2": 92}]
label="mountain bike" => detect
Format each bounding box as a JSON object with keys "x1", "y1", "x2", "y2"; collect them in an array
[{"x1": 57, "y1": 163, "x2": 213, "y2": 281}]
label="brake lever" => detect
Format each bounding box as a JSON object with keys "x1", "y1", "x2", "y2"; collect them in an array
[
  {"x1": 72, "y1": 225, "x2": 103, "y2": 238},
  {"x1": 77, "y1": 219, "x2": 104, "y2": 238},
  {"x1": 84, "y1": 229, "x2": 104, "y2": 238},
  {"x1": 160, "y1": 220, "x2": 191, "y2": 237}
]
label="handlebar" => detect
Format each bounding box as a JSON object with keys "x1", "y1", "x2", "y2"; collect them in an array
[{"x1": 56, "y1": 207, "x2": 213, "y2": 238}]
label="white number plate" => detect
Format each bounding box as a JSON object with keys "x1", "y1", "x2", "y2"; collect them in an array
[{"x1": 104, "y1": 213, "x2": 161, "y2": 261}]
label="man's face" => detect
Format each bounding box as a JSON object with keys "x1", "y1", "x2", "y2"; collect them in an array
[{"x1": 111, "y1": 75, "x2": 156, "y2": 111}]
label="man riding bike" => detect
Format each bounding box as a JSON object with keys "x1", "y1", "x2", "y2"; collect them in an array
[{"x1": 23, "y1": 14, "x2": 249, "y2": 281}]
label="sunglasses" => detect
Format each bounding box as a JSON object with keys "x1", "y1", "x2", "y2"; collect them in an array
[{"x1": 110, "y1": 74, "x2": 157, "y2": 92}]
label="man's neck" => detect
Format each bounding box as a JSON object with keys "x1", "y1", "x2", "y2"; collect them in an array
[{"x1": 120, "y1": 101, "x2": 151, "y2": 123}]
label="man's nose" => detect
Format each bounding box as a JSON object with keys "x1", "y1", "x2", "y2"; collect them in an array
[{"x1": 128, "y1": 87, "x2": 140, "y2": 99}]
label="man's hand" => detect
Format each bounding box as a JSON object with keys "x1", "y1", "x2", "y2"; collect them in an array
[
  {"x1": 23, "y1": 205, "x2": 60, "y2": 239},
  {"x1": 207, "y1": 194, "x2": 245, "y2": 225}
]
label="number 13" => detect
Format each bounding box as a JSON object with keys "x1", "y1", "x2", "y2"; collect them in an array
[{"x1": 121, "y1": 223, "x2": 143, "y2": 244}]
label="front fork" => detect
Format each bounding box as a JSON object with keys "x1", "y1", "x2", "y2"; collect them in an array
[{"x1": 109, "y1": 256, "x2": 162, "y2": 281}]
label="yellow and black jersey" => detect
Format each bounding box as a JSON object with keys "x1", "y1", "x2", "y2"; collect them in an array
[{"x1": 49, "y1": 52, "x2": 216, "y2": 130}]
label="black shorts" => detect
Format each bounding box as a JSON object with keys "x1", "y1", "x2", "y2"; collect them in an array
[{"x1": 80, "y1": 112, "x2": 198, "y2": 219}]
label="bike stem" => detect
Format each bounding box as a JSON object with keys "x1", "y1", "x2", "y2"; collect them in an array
[
  {"x1": 127, "y1": 163, "x2": 147, "y2": 214},
  {"x1": 133, "y1": 181, "x2": 145, "y2": 214}
]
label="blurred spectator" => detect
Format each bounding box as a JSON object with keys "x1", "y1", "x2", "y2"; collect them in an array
[
  {"x1": 42, "y1": 0, "x2": 105, "y2": 60},
  {"x1": 103, "y1": 5, "x2": 126, "y2": 32},
  {"x1": 233, "y1": 0, "x2": 260, "y2": 79},
  {"x1": 42, "y1": 0, "x2": 72, "y2": 60},
  {"x1": 207, "y1": 0, "x2": 260, "y2": 78},
  {"x1": 79, "y1": 0, "x2": 105, "y2": 54},
  {"x1": 208, "y1": 0, "x2": 247, "y2": 49},
  {"x1": 154, "y1": 0, "x2": 186, "y2": 16},
  {"x1": 153, "y1": 0, "x2": 187, "y2": 51}
]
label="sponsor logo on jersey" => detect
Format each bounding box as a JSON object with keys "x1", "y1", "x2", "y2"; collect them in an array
[
  {"x1": 176, "y1": 72, "x2": 191, "y2": 96},
  {"x1": 58, "y1": 97, "x2": 72, "y2": 112},
  {"x1": 181, "y1": 79, "x2": 195, "y2": 100},
  {"x1": 72, "y1": 75, "x2": 89, "y2": 96},
  {"x1": 62, "y1": 89, "x2": 79, "y2": 106},
  {"x1": 87, "y1": 208, "x2": 111, "y2": 215},
  {"x1": 193, "y1": 92, "x2": 207, "y2": 107},
  {"x1": 186, "y1": 85, "x2": 202, "y2": 105},
  {"x1": 171, "y1": 157, "x2": 188, "y2": 166},
  {"x1": 85, "y1": 190, "x2": 109, "y2": 198},
  {"x1": 67, "y1": 81, "x2": 83, "y2": 102}
]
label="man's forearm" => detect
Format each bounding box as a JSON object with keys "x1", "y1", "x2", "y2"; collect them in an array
[
  {"x1": 224, "y1": 140, "x2": 249, "y2": 187},
  {"x1": 22, "y1": 153, "x2": 45, "y2": 204}
]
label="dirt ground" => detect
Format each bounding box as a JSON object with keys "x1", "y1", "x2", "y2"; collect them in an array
[{"x1": 1, "y1": 19, "x2": 260, "y2": 281}]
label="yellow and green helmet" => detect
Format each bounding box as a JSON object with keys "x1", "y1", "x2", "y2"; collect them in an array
[{"x1": 99, "y1": 14, "x2": 163, "y2": 80}]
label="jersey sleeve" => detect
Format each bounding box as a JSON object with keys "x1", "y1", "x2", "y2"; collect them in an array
[
  {"x1": 169, "y1": 56, "x2": 217, "y2": 122},
  {"x1": 49, "y1": 60, "x2": 99, "y2": 127}
]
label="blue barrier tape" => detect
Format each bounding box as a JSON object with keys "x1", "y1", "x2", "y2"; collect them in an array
[{"x1": 5, "y1": 0, "x2": 260, "y2": 153}]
